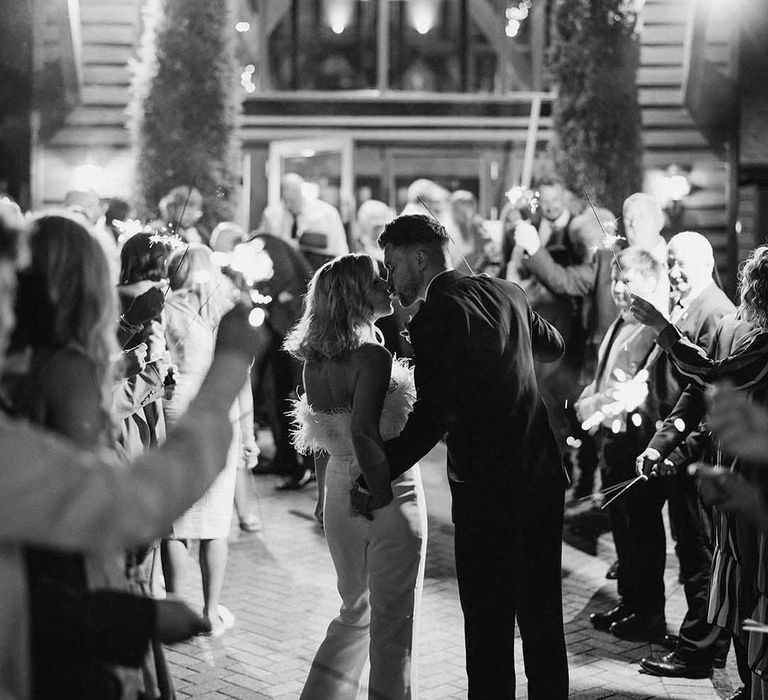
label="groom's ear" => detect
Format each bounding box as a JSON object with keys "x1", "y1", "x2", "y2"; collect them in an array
[{"x1": 414, "y1": 248, "x2": 429, "y2": 270}]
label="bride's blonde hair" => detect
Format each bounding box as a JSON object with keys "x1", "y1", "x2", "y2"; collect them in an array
[{"x1": 284, "y1": 254, "x2": 379, "y2": 363}]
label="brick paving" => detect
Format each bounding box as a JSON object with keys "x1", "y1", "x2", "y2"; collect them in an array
[{"x1": 168, "y1": 441, "x2": 743, "y2": 699}]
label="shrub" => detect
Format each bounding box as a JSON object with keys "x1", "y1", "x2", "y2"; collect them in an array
[
  {"x1": 548, "y1": 0, "x2": 643, "y2": 215},
  {"x1": 129, "y1": 0, "x2": 240, "y2": 234}
]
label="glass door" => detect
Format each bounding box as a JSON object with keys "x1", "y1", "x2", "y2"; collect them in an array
[{"x1": 267, "y1": 137, "x2": 354, "y2": 223}]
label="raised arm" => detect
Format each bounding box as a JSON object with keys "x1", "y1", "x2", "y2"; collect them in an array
[
  {"x1": 350, "y1": 344, "x2": 394, "y2": 507},
  {"x1": 654, "y1": 324, "x2": 768, "y2": 389},
  {"x1": 523, "y1": 246, "x2": 598, "y2": 298},
  {"x1": 0, "y1": 305, "x2": 263, "y2": 552}
]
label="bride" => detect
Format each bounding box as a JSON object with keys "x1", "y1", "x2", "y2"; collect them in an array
[{"x1": 285, "y1": 254, "x2": 427, "y2": 700}]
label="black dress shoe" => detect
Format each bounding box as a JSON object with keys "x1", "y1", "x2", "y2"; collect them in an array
[
  {"x1": 605, "y1": 559, "x2": 619, "y2": 580},
  {"x1": 640, "y1": 651, "x2": 712, "y2": 679},
  {"x1": 590, "y1": 603, "x2": 633, "y2": 631},
  {"x1": 609, "y1": 613, "x2": 665, "y2": 640},
  {"x1": 725, "y1": 687, "x2": 748, "y2": 700},
  {"x1": 275, "y1": 469, "x2": 313, "y2": 491}
]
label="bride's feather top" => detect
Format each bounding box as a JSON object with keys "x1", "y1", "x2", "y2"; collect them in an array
[{"x1": 288, "y1": 358, "x2": 415, "y2": 455}]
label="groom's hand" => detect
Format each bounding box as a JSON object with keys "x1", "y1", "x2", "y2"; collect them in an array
[{"x1": 350, "y1": 476, "x2": 374, "y2": 520}]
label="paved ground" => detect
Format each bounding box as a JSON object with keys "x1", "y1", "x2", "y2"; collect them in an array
[{"x1": 168, "y1": 441, "x2": 743, "y2": 699}]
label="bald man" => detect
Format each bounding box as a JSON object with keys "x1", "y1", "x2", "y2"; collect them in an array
[
  {"x1": 595, "y1": 232, "x2": 734, "y2": 673},
  {"x1": 259, "y1": 173, "x2": 349, "y2": 259}
]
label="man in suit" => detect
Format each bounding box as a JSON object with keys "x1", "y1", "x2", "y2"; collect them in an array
[
  {"x1": 619, "y1": 232, "x2": 734, "y2": 673},
  {"x1": 577, "y1": 249, "x2": 666, "y2": 635},
  {"x1": 259, "y1": 173, "x2": 349, "y2": 258},
  {"x1": 244, "y1": 234, "x2": 315, "y2": 489},
  {"x1": 372, "y1": 214, "x2": 569, "y2": 698}
]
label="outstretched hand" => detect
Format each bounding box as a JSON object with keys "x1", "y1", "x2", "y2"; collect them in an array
[
  {"x1": 513, "y1": 221, "x2": 541, "y2": 256},
  {"x1": 124, "y1": 286, "x2": 165, "y2": 328},
  {"x1": 707, "y1": 383, "x2": 768, "y2": 464},
  {"x1": 628, "y1": 294, "x2": 668, "y2": 334}
]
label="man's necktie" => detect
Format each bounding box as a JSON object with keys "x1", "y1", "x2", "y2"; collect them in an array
[{"x1": 290, "y1": 214, "x2": 298, "y2": 240}]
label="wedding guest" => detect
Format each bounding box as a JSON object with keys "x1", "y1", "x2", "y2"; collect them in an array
[
  {"x1": 9, "y1": 215, "x2": 144, "y2": 696},
  {"x1": 245, "y1": 233, "x2": 314, "y2": 489},
  {"x1": 450, "y1": 190, "x2": 492, "y2": 274},
  {"x1": 210, "y1": 221, "x2": 246, "y2": 253},
  {"x1": 162, "y1": 244, "x2": 248, "y2": 635},
  {"x1": 631, "y1": 244, "x2": 768, "y2": 698},
  {"x1": 354, "y1": 199, "x2": 394, "y2": 258},
  {"x1": 117, "y1": 232, "x2": 173, "y2": 457},
  {"x1": 259, "y1": 173, "x2": 349, "y2": 258},
  {"x1": 577, "y1": 249, "x2": 664, "y2": 636},
  {"x1": 0, "y1": 215, "x2": 263, "y2": 700},
  {"x1": 285, "y1": 254, "x2": 427, "y2": 700},
  {"x1": 159, "y1": 185, "x2": 205, "y2": 243},
  {"x1": 116, "y1": 231, "x2": 176, "y2": 694}
]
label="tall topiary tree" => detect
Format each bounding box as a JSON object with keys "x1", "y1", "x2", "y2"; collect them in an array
[
  {"x1": 129, "y1": 0, "x2": 239, "y2": 232},
  {"x1": 548, "y1": 0, "x2": 643, "y2": 216}
]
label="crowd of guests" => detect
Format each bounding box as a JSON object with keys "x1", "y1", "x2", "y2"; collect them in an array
[
  {"x1": 508, "y1": 181, "x2": 768, "y2": 700},
  {"x1": 4, "y1": 166, "x2": 768, "y2": 700}
]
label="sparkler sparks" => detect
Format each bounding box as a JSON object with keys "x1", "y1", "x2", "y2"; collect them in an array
[{"x1": 580, "y1": 368, "x2": 650, "y2": 433}]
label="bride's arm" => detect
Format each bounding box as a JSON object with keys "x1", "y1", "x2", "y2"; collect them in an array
[{"x1": 350, "y1": 344, "x2": 394, "y2": 508}]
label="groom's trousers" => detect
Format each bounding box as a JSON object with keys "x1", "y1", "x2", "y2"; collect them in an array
[{"x1": 452, "y1": 472, "x2": 568, "y2": 699}]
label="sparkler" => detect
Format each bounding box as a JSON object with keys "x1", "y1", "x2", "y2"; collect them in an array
[
  {"x1": 505, "y1": 186, "x2": 539, "y2": 222},
  {"x1": 165, "y1": 177, "x2": 198, "y2": 299},
  {"x1": 584, "y1": 190, "x2": 627, "y2": 280},
  {"x1": 743, "y1": 618, "x2": 768, "y2": 634},
  {"x1": 416, "y1": 196, "x2": 476, "y2": 276},
  {"x1": 600, "y1": 474, "x2": 647, "y2": 510}
]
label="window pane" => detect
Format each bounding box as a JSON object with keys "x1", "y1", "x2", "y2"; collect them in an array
[
  {"x1": 263, "y1": 0, "x2": 378, "y2": 90},
  {"x1": 388, "y1": 0, "x2": 541, "y2": 93}
]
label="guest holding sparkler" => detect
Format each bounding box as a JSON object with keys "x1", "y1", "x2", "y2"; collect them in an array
[
  {"x1": 631, "y1": 244, "x2": 768, "y2": 697},
  {"x1": 577, "y1": 249, "x2": 665, "y2": 637},
  {"x1": 117, "y1": 232, "x2": 174, "y2": 459},
  {"x1": 616, "y1": 231, "x2": 735, "y2": 678},
  {"x1": 515, "y1": 192, "x2": 667, "y2": 384}
]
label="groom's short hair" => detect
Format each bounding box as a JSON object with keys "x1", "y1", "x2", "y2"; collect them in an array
[{"x1": 378, "y1": 214, "x2": 450, "y2": 251}]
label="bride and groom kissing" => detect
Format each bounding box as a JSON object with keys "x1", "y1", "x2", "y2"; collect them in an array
[{"x1": 285, "y1": 214, "x2": 569, "y2": 699}]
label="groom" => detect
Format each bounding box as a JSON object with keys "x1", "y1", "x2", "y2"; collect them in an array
[{"x1": 373, "y1": 214, "x2": 568, "y2": 698}]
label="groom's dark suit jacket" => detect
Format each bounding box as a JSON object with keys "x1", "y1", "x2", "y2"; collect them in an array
[{"x1": 385, "y1": 269, "x2": 567, "y2": 528}]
